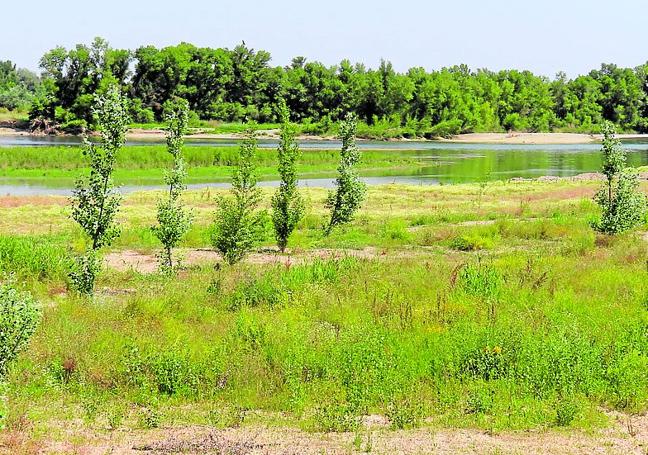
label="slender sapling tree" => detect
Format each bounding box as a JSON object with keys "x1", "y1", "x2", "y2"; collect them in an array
[
  {"x1": 592, "y1": 122, "x2": 647, "y2": 234},
  {"x1": 271, "y1": 105, "x2": 305, "y2": 252},
  {"x1": 152, "y1": 98, "x2": 193, "y2": 272},
  {"x1": 325, "y1": 113, "x2": 366, "y2": 235},
  {"x1": 69, "y1": 85, "x2": 129, "y2": 294},
  {"x1": 211, "y1": 127, "x2": 266, "y2": 264}
]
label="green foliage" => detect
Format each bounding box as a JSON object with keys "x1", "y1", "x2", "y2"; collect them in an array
[
  {"x1": 0, "y1": 235, "x2": 70, "y2": 280},
  {"x1": 30, "y1": 38, "x2": 648, "y2": 136},
  {"x1": 271, "y1": 106, "x2": 305, "y2": 252},
  {"x1": 211, "y1": 128, "x2": 266, "y2": 264},
  {"x1": 456, "y1": 262, "x2": 502, "y2": 299},
  {"x1": 325, "y1": 114, "x2": 366, "y2": 234},
  {"x1": 70, "y1": 85, "x2": 130, "y2": 294},
  {"x1": 69, "y1": 251, "x2": 101, "y2": 296},
  {"x1": 32, "y1": 38, "x2": 131, "y2": 128},
  {"x1": 450, "y1": 234, "x2": 494, "y2": 251},
  {"x1": 0, "y1": 277, "x2": 40, "y2": 378},
  {"x1": 592, "y1": 122, "x2": 647, "y2": 234},
  {"x1": 386, "y1": 394, "x2": 424, "y2": 429},
  {"x1": 0, "y1": 60, "x2": 39, "y2": 112},
  {"x1": 152, "y1": 98, "x2": 193, "y2": 272},
  {"x1": 554, "y1": 397, "x2": 580, "y2": 427},
  {"x1": 207, "y1": 405, "x2": 246, "y2": 429},
  {"x1": 313, "y1": 400, "x2": 360, "y2": 432}
]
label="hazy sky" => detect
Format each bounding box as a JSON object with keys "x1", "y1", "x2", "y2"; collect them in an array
[{"x1": 2, "y1": 0, "x2": 647, "y2": 78}]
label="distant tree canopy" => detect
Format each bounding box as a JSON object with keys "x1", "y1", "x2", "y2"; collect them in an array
[
  {"x1": 5, "y1": 37, "x2": 648, "y2": 135},
  {"x1": 0, "y1": 60, "x2": 40, "y2": 112}
]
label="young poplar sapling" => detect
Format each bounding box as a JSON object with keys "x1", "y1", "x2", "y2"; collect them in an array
[
  {"x1": 325, "y1": 113, "x2": 366, "y2": 235},
  {"x1": 69, "y1": 85, "x2": 129, "y2": 295},
  {"x1": 152, "y1": 98, "x2": 193, "y2": 272}
]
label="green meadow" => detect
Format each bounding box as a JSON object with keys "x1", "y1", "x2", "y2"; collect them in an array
[{"x1": 0, "y1": 177, "x2": 646, "y2": 451}]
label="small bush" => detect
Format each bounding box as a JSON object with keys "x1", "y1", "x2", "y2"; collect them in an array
[
  {"x1": 313, "y1": 400, "x2": 360, "y2": 432},
  {"x1": 0, "y1": 278, "x2": 40, "y2": 378},
  {"x1": 462, "y1": 345, "x2": 509, "y2": 380},
  {"x1": 554, "y1": 397, "x2": 580, "y2": 427},
  {"x1": 212, "y1": 129, "x2": 266, "y2": 264},
  {"x1": 386, "y1": 395, "x2": 423, "y2": 429},
  {"x1": 207, "y1": 405, "x2": 246, "y2": 429},
  {"x1": 465, "y1": 388, "x2": 494, "y2": 414},
  {"x1": 69, "y1": 251, "x2": 101, "y2": 296},
  {"x1": 450, "y1": 234, "x2": 493, "y2": 251},
  {"x1": 152, "y1": 351, "x2": 197, "y2": 395},
  {"x1": 139, "y1": 406, "x2": 161, "y2": 429},
  {"x1": 457, "y1": 262, "x2": 502, "y2": 299}
]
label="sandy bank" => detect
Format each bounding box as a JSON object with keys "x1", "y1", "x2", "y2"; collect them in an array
[
  {"x1": 443, "y1": 132, "x2": 648, "y2": 144},
  {"x1": 3, "y1": 126, "x2": 648, "y2": 145}
]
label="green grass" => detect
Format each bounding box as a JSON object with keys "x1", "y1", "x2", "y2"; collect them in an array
[
  {"x1": 0, "y1": 108, "x2": 29, "y2": 123},
  {"x1": 0, "y1": 180, "x2": 647, "y2": 445},
  {"x1": 0, "y1": 145, "x2": 423, "y2": 185}
]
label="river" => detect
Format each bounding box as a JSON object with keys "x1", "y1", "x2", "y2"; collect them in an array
[{"x1": 1, "y1": 135, "x2": 648, "y2": 196}]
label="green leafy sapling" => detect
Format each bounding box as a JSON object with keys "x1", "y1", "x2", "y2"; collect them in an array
[
  {"x1": 0, "y1": 277, "x2": 40, "y2": 378},
  {"x1": 592, "y1": 122, "x2": 647, "y2": 234},
  {"x1": 271, "y1": 104, "x2": 305, "y2": 252},
  {"x1": 152, "y1": 98, "x2": 193, "y2": 272},
  {"x1": 0, "y1": 276, "x2": 40, "y2": 427},
  {"x1": 211, "y1": 127, "x2": 266, "y2": 265},
  {"x1": 325, "y1": 113, "x2": 366, "y2": 235},
  {"x1": 69, "y1": 85, "x2": 130, "y2": 294}
]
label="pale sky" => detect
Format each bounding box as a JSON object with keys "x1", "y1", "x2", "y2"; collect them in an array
[{"x1": 2, "y1": 0, "x2": 647, "y2": 78}]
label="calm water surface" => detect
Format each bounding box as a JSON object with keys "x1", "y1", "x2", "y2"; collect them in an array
[{"x1": 1, "y1": 135, "x2": 648, "y2": 196}]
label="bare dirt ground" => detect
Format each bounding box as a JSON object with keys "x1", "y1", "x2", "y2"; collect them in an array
[
  {"x1": 2, "y1": 412, "x2": 646, "y2": 454},
  {"x1": 0, "y1": 195, "x2": 66, "y2": 208},
  {"x1": 442, "y1": 132, "x2": 598, "y2": 144},
  {"x1": 104, "y1": 247, "x2": 397, "y2": 273}
]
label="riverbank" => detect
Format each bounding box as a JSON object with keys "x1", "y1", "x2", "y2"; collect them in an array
[
  {"x1": 126, "y1": 130, "x2": 648, "y2": 144},
  {"x1": 4, "y1": 125, "x2": 648, "y2": 145}
]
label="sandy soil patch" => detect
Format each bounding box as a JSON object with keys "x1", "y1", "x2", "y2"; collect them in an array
[
  {"x1": 104, "y1": 247, "x2": 397, "y2": 273},
  {"x1": 0, "y1": 195, "x2": 67, "y2": 208},
  {"x1": 444, "y1": 132, "x2": 648, "y2": 144},
  {"x1": 127, "y1": 129, "x2": 328, "y2": 142},
  {"x1": 4, "y1": 411, "x2": 645, "y2": 454}
]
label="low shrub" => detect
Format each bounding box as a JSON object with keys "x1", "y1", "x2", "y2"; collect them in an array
[{"x1": 0, "y1": 278, "x2": 40, "y2": 378}]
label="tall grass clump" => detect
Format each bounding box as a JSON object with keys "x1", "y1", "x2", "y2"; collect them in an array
[
  {"x1": 325, "y1": 113, "x2": 366, "y2": 235},
  {"x1": 0, "y1": 235, "x2": 70, "y2": 280},
  {"x1": 211, "y1": 127, "x2": 266, "y2": 265},
  {"x1": 69, "y1": 85, "x2": 129, "y2": 295},
  {"x1": 152, "y1": 98, "x2": 193, "y2": 272},
  {"x1": 271, "y1": 105, "x2": 305, "y2": 252},
  {"x1": 592, "y1": 122, "x2": 647, "y2": 234}
]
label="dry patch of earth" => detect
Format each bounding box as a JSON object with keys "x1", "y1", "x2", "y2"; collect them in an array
[
  {"x1": 104, "y1": 247, "x2": 402, "y2": 273},
  {"x1": 2, "y1": 412, "x2": 646, "y2": 454}
]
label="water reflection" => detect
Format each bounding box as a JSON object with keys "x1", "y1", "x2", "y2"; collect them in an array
[{"x1": 1, "y1": 135, "x2": 648, "y2": 196}]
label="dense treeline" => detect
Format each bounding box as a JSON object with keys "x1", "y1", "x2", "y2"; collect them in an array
[
  {"x1": 0, "y1": 61, "x2": 40, "y2": 112},
  {"x1": 5, "y1": 37, "x2": 648, "y2": 136}
]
